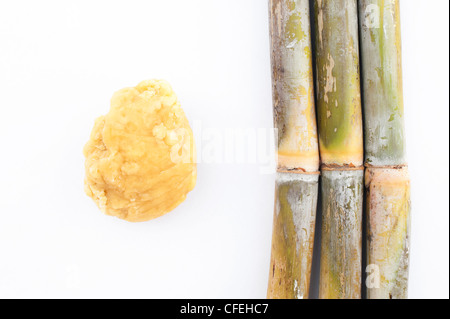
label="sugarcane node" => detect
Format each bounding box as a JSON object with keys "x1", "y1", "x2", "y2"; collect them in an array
[
  {"x1": 364, "y1": 163, "x2": 408, "y2": 169},
  {"x1": 277, "y1": 168, "x2": 321, "y2": 175},
  {"x1": 321, "y1": 164, "x2": 364, "y2": 171}
]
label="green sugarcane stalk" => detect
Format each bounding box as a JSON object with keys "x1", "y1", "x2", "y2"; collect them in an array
[
  {"x1": 313, "y1": 0, "x2": 364, "y2": 299},
  {"x1": 359, "y1": 0, "x2": 411, "y2": 299},
  {"x1": 314, "y1": 0, "x2": 364, "y2": 167},
  {"x1": 267, "y1": 0, "x2": 320, "y2": 299}
]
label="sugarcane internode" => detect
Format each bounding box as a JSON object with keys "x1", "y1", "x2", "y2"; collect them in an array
[{"x1": 364, "y1": 167, "x2": 411, "y2": 299}]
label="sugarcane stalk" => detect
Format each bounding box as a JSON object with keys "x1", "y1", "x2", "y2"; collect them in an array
[
  {"x1": 313, "y1": 0, "x2": 364, "y2": 299},
  {"x1": 267, "y1": 0, "x2": 320, "y2": 299},
  {"x1": 359, "y1": 0, "x2": 411, "y2": 299}
]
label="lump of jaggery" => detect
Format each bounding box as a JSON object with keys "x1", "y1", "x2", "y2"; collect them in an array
[{"x1": 83, "y1": 80, "x2": 196, "y2": 222}]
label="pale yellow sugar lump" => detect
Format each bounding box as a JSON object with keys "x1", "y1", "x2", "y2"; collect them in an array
[{"x1": 83, "y1": 80, "x2": 196, "y2": 222}]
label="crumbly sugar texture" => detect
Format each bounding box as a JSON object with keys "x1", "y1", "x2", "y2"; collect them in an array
[{"x1": 83, "y1": 80, "x2": 196, "y2": 222}]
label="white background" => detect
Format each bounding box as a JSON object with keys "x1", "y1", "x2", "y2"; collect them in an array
[{"x1": 0, "y1": 0, "x2": 448, "y2": 299}]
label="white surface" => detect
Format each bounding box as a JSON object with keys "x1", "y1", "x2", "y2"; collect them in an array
[{"x1": 0, "y1": 0, "x2": 448, "y2": 299}]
